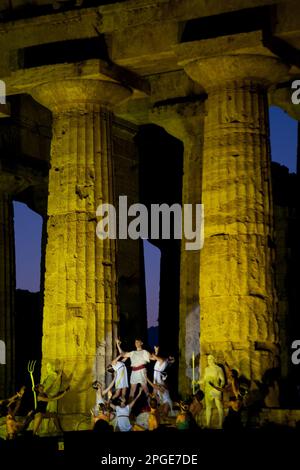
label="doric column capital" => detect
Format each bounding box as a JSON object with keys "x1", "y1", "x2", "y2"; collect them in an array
[
  {"x1": 31, "y1": 79, "x2": 131, "y2": 114},
  {"x1": 149, "y1": 100, "x2": 205, "y2": 145},
  {"x1": 180, "y1": 55, "x2": 289, "y2": 91}
]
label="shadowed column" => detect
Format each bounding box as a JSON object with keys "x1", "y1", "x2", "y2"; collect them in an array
[
  {"x1": 150, "y1": 101, "x2": 204, "y2": 394},
  {"x1": 0, "y1": 192, "x2": 15, "y2": 397}
]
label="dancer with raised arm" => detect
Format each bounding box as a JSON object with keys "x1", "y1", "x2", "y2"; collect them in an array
[
  {"x1": 31, "y1": 383, "x2": 70, "y2": 435},
  {"x1": 147, "y1": 377, "x2": 174, "y2": 418},
  {"x1": 116, "y1": 338, "x2": 150, "y2": 400},
  {"x1": 151, "y1": 346, "x2": 175, "y2": 385},
  {"x1": 110, "y1": 387, "x2": 143, "y2": 432},
  {"x1": 106, "y1": 353, "x2": 129, "y2": 399},
  {"x1": 92, "y1": 377, "x2": 115, "y2": 416}
]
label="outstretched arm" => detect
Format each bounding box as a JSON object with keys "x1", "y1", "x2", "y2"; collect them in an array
[
  {"x1": 129, "y1": 388, "x2": 143, "y2": 410},
  {"x1": 147, "y1": 377, "x2": 160, "y2": 390},
  {"x1": 111, "y1": 354, "x2": 123, "y2": 365},
  {"x1": 102, "y1": 377, "x2": 116, "y2": 396},
  {"x1": 147, "y1": 377, "x2": 155, "y2": 388},
  {"x1": 150, "y1": 353, "x2": 164, "y2": 362},
  {"x1": 116, "y1": 339, "x2": 131, "y2": 358},
  {"x1": 116, "y1": 339, "x2": 124, "y2": 355},
  {"x1": 208, "y1": 382, "x2": 225, "y2": 392},
  {"x1": 6, "y1": 386, "x2": 25, "y2": 408},
  {"x1": 6, "y1": 394, "x2": 19, "y2": 408},
  {"x1": 150, "y1": 346, "x2": 164, "y2": 363},
  {"x1": 39, "y1": 386, "x2": 70, "y2": 402}
]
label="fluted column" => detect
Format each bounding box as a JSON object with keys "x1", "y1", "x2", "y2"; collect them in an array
[
  {"x1": 182, "y1": 55, "x2": 288, "y2": 381},
  {"x1": 0, "y1": 192, "x2": 15, "y2": 397},
  {"x1": 150, "y1": 101, "x2": 204, "y2": 394},
  {"x1": 31, "y1": 80, "x2": 131, "y2": 425}
]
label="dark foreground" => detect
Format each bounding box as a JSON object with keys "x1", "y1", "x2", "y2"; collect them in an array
[{"x1": 0, "y1": 426, "x2": 299, "y2": 467}]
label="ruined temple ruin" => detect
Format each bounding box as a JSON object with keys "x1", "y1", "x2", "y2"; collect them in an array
[{"x1": 0, "y1": 0, "x2": 300, "y2": 429}]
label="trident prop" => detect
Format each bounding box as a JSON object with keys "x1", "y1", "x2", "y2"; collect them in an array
[
  {"x1": 192, "y1": 352, "x2": 195, "y2": 394},
  {"x1": 27, "y1": 360, "x2": 37, "y2": 410},
  {"x1": 191, "y1": 352, "x2": 202, "y2": 393}
]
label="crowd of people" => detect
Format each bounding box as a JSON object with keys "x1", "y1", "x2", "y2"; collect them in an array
[
  {"x1": 91, "y1": 339, "x2": 178, "y2": 432},
  {"x1": 1, "y1": 338, "x2": 279, "y2": 438}
]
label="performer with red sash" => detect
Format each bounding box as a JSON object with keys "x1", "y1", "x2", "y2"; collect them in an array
[{"x1": 116, "y1": 338, "x2": 151, "y2": 400}]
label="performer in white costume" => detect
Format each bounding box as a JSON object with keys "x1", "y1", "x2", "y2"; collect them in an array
[
  {"x1": 151, "y1": 346, "x2": 175, "y2": 385},
  {"x1": 92, "y1": 378, "x2": 115, "y2": 416},
  {"x1": 116, "y1": 338, "x2": 151, "y2": 399},
  {"x1": 147, "y1": 377, "x2": 174, "y2": 418},
  {"x1": 110, "y1": 388, "x2": 143, "y2": 432},
  {"x1": 106, "y1": 354, "x2": 129, "y2": 399}
]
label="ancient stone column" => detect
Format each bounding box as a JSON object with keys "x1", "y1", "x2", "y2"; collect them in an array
[
  {"x1": 182, "y1": 55, "x2": 288, "y2": 381},
  {"x1": 31, "y1": 80, "x2": 131, "y2": 426},
  {"x1": 150, "y1": 101, "x2": 204, "y2": 394},
  {"x1": 0, "y1": 192, "x2": 15, "y2": 397}
]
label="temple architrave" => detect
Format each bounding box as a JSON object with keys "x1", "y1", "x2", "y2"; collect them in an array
[{"x1": 0, "y1": 0, "x2": 300, "y2": 429}]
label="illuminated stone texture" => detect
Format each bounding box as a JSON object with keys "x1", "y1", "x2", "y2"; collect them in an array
[
  {"x1": 150, "y1": 101, "x2": 204, "y2": 394},
  {"x1": 0, "y1": 0, "x2": 300, "y2": 428},
  {"x1": 182, "y1": 55, "x2": 288, "y2": 380},
  {"x1": 31, "y1": 79, "x2": 131, "y2": 427}
]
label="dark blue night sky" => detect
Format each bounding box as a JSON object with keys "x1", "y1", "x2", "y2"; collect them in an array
[{"x1": 13, "y1": 106, "x2": 298, "y2": 328}]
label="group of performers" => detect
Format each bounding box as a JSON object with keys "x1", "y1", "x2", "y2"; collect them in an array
[
  {"x1": 0, "y1": 338, "x2": 251, "y2": 437},
  {"x1": 90, "y1": 344, "x2": 249, "y2": 432},
  {"x1": 91, "y1": 338, "x2": 176, "y2": 432},
  {"x1": 0, "y1": 369, "x2": 70, "y2": 439}
]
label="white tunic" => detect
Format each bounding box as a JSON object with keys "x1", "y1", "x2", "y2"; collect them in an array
[
  {"x1": 128, "y1": 350, "x2": 150, "y2": 385},
  {"x1": 159, "y1": 388, "x2": 173, "y2": 412},
  {"x1": 116, "y1": 405, "x2": 131, "y2": 432},
  {"x1": 113, "y1": 361, "x2": 128, "y2": 390},
  {"x1": 153, "y1": 360, "x2": 168, "y2": 385}
]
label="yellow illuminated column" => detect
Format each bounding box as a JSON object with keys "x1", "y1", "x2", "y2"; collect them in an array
[
  {"x1": 31, "y1": 80, "x2": 131, "y2": 426},
  {"x1": 150, "y1": 101, "x2": 204, "y2": 394},
  {"x1": 182, "y1": 56, "x2": 287, "y2": 380},
  {"x1": 0, "y1": 191, "x2": 15, "y2": 396}
]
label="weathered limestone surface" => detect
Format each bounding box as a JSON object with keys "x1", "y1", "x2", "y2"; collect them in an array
[
  {"x1": 150, "y1": 101, "x2": 205, "y2": 394},
  {"x1": 180, "y1": 55, "x2": 288, "y2": 381},
  {"x1": 0, "y1": 192, "x2": 15, "y2": 397},
  {"x1": 31, "y1": 79, "x2": 131, "y2": 428},
  {"x1": 0, "y1": 0, "x2": 299, "y2": 428}
]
